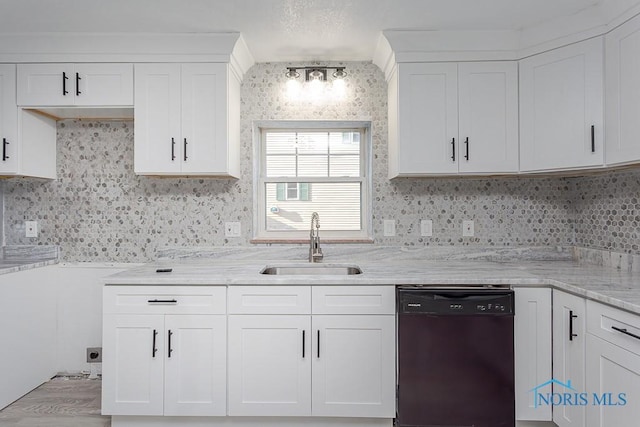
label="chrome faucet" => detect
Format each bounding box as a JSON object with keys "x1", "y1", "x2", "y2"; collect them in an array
[{"x1": 309, "y1": 212, "x2": 323, "y2": 263}]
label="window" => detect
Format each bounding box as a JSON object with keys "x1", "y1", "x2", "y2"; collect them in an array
[{"x1": 254, "y1": 121, "x2": 371, "y2": 241}]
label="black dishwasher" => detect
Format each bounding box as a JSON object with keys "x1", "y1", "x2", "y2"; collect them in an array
[{"x1": 396, "y1": 286, "x2": 515, "y2": 427}]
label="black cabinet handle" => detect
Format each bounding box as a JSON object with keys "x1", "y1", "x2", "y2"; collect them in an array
[
  {"x1": 75, "y1": 73, "x2": 81, "y2": 96},
  {"x1": 612, "y1": 326, "x2": 640, "y2": 341},
  {"x1": 591, "y1": 125, "x2": 595, "y2": 153},
  {"x1": 168, "y1": 330, "x2": 173, "y2": 358},
  {"x1": 147, "y1": 299, "x2": 177, "y2": 304},
  {"x1": 152, "y1": 329, "x2": 158, "y2": 358},
  {"x1": 464, "y1": 137, "x2": 469, "y2": 161},
  {"x1": 183, "y1": 138, "x2": 188, "y2": 161},
  {"x1": 302, "y1": 330, "x2": 305, "y2": 358},
  {"x1": 62, "y1": 72, "x2": 69, "y2": 96},
  {"x1": 451, "y1": 138, "x2": 456, "y2": 162},
  {"x1": 2, "y1": 138, "x2": 8, "y2": 161},
  {"x1": 569, "y1": 310, "x2": 578, "y2": 341},
  {"x1": 171, "y1": 138, "x2": 176, "y2": 161},
  {"x1": 317, "y1": 330, "x2": 320, "y2": 358}
]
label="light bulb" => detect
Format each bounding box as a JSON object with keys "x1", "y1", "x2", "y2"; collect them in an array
[
  {"x1": 286, "y1": 78, "x2": 302, "y2": 100},
  {"x1": 332, "y1": 78, "x2": 346, "y2": 100}
]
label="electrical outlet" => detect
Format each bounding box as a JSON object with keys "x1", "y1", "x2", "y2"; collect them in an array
[
  {"x1": 420, "y1": 219, "x2": 433, "y2": 237},
  {"x1": 25, "y1": 221, "x2": 38, "y2": 238},
  {"x1": 462, "y1": 220, "x2": 475, "y2": 237},
  {"x1": 383, "y1": 220, "x2": 396, "y2": 237},
  {"x1": 86, "y1": 347, "x2": 102, "y2": 363},
  {"x1": 225, "y1": 222, "x2": 241, "y2": 237}
]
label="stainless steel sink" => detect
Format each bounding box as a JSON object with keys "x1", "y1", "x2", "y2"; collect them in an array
[{"x1": 260, "y1": 264, "x2": 362, "y2": 275}]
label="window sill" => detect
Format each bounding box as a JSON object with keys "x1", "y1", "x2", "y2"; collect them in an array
[{"x1": 250, "y1": 238, "x2": 375, "y2": 245}]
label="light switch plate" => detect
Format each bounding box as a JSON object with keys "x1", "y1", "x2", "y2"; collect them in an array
[
  {"x1": 383, "y1": 220, "x2": 396, "y2": 237},
  {"x1": 25, "y1": 221, "x2": 38, "y2": 238},
  {"x1": 420, "y1": 219, "x2": 433, "y2": 237},
  {"x1": 462, "y1": 220, "x2": 474, "y2": 237}
]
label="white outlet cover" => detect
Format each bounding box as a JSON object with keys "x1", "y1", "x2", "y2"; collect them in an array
[
  {"x1": 383, "y1": 220, "x2": 396, "y2": 237},
  {"x1": 420, "y1": 219, "x2": 433, "y2": 237},
  {"x1": 462, "y1": 220, "x2": 474, "y2": 237},
  {"x1": 225, "y1": 222, "x2": 241, "y2": 237},
  {"x1": 25, "y1": 221, "x2": 38, "y2": 238}
]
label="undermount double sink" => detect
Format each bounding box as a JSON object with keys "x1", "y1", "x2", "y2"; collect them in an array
[{"x1": 260, "y1": 264, "x2": 363, "y2": 276}]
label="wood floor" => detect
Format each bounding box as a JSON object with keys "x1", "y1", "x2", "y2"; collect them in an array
[{"x1": 0, "y1": 376, "x2": 110, "y2": 426}]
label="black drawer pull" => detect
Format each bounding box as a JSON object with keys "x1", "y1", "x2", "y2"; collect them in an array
[
  {"x1": 62, "y1": 72, "x2": 69, "y2": 95},
  {"x1": 184, "y1": 138, "x2": 188, "y2": 161},
  {"x1": 152, "y1": 329, "x2": 158, "y2": 358},
  {"x1": 302, "y1": 330, "x2": 306, "y2": 358},
  {"x1": 591, "y1": 125, "x2": 595, "y2": 153},
  {"x1": 76, "y1": 72, "x2": 81, "y2": 96},
  {"x1": 569, "y1": 310, "x2": 578, "y2": 341},
  {"x1": 147, "y1": 299, "x2": 177, "y2": 304},
  {"x1": 464, "y1": 137, "x2": 469, "y2": 161},
  {"x1": 2, "y1": 138, "x2": 9, "y2": 161},
  {"x1": 612, "y1": 326, "x2": 640, "y2": 341},
  {"x1": 317, "y1": 330, "x2": 320, "y2": 358},
  {"x1": 450, "y1": 138, "x2": 456, "y2": 162},
  {"x1": 168, "y1": 330, "x2": 173, "y2": 358},
  {"x1": 171, "y1": 138, "x2": 176, "y2": 161}
]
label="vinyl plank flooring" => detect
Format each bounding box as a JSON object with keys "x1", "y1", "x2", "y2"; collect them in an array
[{"x1": 0, "y1": 377, "x2": 110, "y2": 427}]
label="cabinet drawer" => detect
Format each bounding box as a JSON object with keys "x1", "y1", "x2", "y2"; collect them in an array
[
  {"x1": 228, "y1": 286, "x2": 311, "y2": 314},
  {"x1": 103, "y1": 286, "x2": 226, "y2": 315},
  {"x1": 312, "y1": 286, "x2": 395, "y2": 315},
  {"x1": 587, "y1": 300, "x2": 640, "y2": 355}
]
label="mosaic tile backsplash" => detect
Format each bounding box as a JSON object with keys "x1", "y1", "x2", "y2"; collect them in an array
[{"x1": 1, "y1": 61, "x2": 634, "y2": 262}]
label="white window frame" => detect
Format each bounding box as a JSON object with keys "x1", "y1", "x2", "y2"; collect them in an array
[{"x1": 253, "y1": 121, "x2": 372, "y2": 242}]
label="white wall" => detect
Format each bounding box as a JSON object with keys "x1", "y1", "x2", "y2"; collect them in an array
[{"x1": 55, "y1": 263, "x2": 134, "y2": 374}]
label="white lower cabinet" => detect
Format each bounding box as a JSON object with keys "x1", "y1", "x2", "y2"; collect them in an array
[
  {"x1": 553, "y1": 290, "x2": 586, "y2": 427},
  {"x1": 227, "y1": 315, "x2": 312, "y2": 416},
  {"x1": 102, "y1": 286, "x2": 227, "y2": 417},
  {"x1": 311, "y1": 315, "x2": 395, "y2": 418},
  {"x1": 585, "y1": 300, "x2": 640, "y2": 427},
  {"x1": 514, "y1": 287, "x2": 552, "y2": 421},
  {"x1": 227, "y1": 285, "x2": 396, "y2": 419}
]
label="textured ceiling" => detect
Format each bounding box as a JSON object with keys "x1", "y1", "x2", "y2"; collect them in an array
[{"x1": 0, "y1": 0, "x2": 611, "y2": 61}]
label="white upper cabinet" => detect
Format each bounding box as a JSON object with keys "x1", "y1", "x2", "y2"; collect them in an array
[
  {"x1": 0, "y1": 65, "x2": 18, "y2": 174},
  {"x1": 391, "y1": 62, "x2": 458, "y2": 176},
  {"x1": 389, "y1": 61, "x2": 518, "y2": 177},
  {"x1": 134, "y1": 63, "x2": 240, "y2": 177},
  {"x1": 17, "y1": 63, "x2": 133, "y2": 106},
  {"x1": 458, "y1": 62, "x2": 519, "y2": 174},
  {"x1": 606, "y1": 13, "x2": 640, "y2": 166},
  {"x1": 519, "y1": 37, "x2": 604, "y2": 172},
  {"x1": 0, "y1": 64, "x2": 56, "y2": 179}
]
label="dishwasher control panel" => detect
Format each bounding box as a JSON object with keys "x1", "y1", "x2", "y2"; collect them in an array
[{"x1": 398, "y1": 288, "x2": 514, "y2": 315}]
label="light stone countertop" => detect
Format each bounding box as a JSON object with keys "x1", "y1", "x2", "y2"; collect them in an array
[
  {"x1": 0, "y1": 245, "x2": 59, "y2": 275},
  {"x1": 102, "y1": 245, "x2": 640, "y2": 315}
]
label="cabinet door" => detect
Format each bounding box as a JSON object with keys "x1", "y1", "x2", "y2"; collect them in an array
[
  {"x1": 514, "y1": 288, "x2": 552, "y2": 421},
  {"x1": 17, "y1": 63, "x2": 75, "y2": 106},
  {"x1": 553, "y1": 291, "x2": 586, "y2": 427},
  {"x1": 180, "y1": 63, "x2": 228, "y2": 175},
  {"x1": 394, "y1": 62, "x2": 458, "y2": 175},
  {"x1": 0, "y1": 65, "x2": 18, "y2": 174},
  {"x1": 311, "y1": 315, "x2": 395, "y2": 418},
  {"x1": 458, "y1": 62, "x2": 518, "y2": 173},
  {"x1": 228, "y1": 315, "x2": 311, "y2": 416},
  {"x1": 586, "y1": 334, "x2": 640, "y2": 427},
  {"x1": 605, "y1": 14, "x2": 640, "y2": 166},
  {"x1": 164, "y1": 315, "x2": 226, "y2": 416},
  {"x1": 102, "y1": 314, "x2": 164, "y2": 416},
  {"x1": 520, "y1": 38, "x2": 604, "y2": 172},
  {"x1": 134, "y1": 63, "x2": 182, "y2": 174},
  {"x1": 74, "y1": 64, "x2": 133, "y2": 106}
]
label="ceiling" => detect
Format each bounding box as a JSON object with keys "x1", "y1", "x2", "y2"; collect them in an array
[{"x1": 0, "y1": 0, "x2": 616, "y2": 62}]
